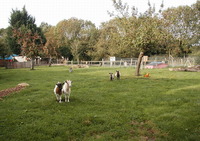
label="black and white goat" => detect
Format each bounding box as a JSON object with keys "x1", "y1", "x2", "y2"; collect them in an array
[
  {"x1": 109, "y1": 73, "x2": 114, "y2": 81},
  {"x1": 115, "y1": 70, "x2": 121, "y2": 80},
  {"x1": 54, "y1": 80, "x2": 72, "y2": 103},
  {"x1": 54, "y1": 82, "x2": 63, "y2": 103}
]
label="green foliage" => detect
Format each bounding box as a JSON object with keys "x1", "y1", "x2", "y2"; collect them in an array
[
  {"x1": 0, "y1": 28, "x2": 10, "y2": 58},
  {"x1": 102, "y1": 0, "x2": 173, "y2": 59},
  {"x1": 55, "y1": 18, "x2": 98, "y2": 61},
  {"x1": 59, "y1": 46, "x2": 73, "y2": 60},
  {"x1": 162, "y1": 1, "x2": 200, "y2": 56},
  {"x1": 43, "y1": 26, "x2": 60, "y2": 65},
  {"x1": 3, "y1": 1, "x2": 199, "y2": 60},
  {"x1": 0, "y1": 66, "x2": 200, "y2": 140},
  {"x1": 6, "y1": 6, "x2": 46, "y2": 70},
  {"x1": 6, "y1": 27, "x2": 21, "y2": 55},
  {"x1": 6, "y1": 6, "x2": 46, "y2": 57},
  {"x1": 7, "y1": 6, "x2": 35, "y2": 54},
  {"x1": 9, "y1": 6, "x2": 36, "y2": 30},
  {"x1": 40, "y1": 22, "x2": 52, "y2": 33},
  {"x1": 99, "y1": 0, "x2": 199, "y2": 59}
]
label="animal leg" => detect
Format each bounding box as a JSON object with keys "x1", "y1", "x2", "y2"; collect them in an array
[
  {"x1": 64, "y1": 93, "x2": 67, "y2": 102},
  {"x1": 65, "y1": 94, "x2": 70, "y2": 102},
  {"x1": 55, "y1": 94, "x2": 59, "y2": 101},
  {"x1": 67, "y1": 94, "x2": 70, "y2": 102},
  {"x1": 59, "y1": 95, "x2": 62, "y2": 103}
]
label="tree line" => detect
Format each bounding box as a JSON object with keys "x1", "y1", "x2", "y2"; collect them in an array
[{"x1": 0, "y1": 0, "x2": 199, "y2": 70}]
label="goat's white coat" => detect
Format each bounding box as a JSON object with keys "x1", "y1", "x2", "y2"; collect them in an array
[{"x1": 62, "y1": 80, "x2": 72, "y2": 102}]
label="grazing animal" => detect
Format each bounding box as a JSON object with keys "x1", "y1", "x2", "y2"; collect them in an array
[
  {"x1": 54, "y1": 82, "x2": 64, "y2": 103},
  {"x1": 115, "y1": 70, "x2": 121, "y2": 80},
  {"x1": 69, "y1": 67, "x2": 73, "y2": 73},
  {"x1": 62, "y1": 80, "x2": 72, "y2": 102},
  {"x1": 144, "y1": 73, "x2": 150, "y2": 77},
  {"x1": 109, "y1": 73, "x2": 114, "y2": 81}
]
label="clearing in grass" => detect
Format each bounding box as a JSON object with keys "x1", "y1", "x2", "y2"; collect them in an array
[{"x1": 0, "y1": 66, "x2": 199, "y2": 140}]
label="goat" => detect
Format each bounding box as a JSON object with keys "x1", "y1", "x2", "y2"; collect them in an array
[
  {"x1": 62, "y1": 80, "x2": 72, "y2": 102},
  {"x1": 115, "y1": 70, "x2": 121, "y2": 80},
  {"x1": 109, "y1": 73, "x2": 114, "y2": 81},
  {"x1": 69, "y1": 67, "x2": 73, "y2": 73},
  {"x1": 54, "y1": 82, "x2": 64, "y2": 103}
]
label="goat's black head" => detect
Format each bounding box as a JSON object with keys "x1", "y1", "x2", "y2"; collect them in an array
[
  {"x1": 56, "y1": 82, "x2": 63, "y2": 89},
  {"x1": 109, "y1": 73, "x2": 113, "y2": 76}
]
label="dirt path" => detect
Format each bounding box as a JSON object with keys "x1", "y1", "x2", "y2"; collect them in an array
[{"x1": 0, "y1": 83, "x2": 29, "y2": 99}]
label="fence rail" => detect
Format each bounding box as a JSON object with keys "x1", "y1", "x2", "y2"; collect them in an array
[
  {"x1": 5, "y1": 61, "x2": 48, "y2": 69},
  {"x1": 64, "y1": 57, "x2": 196, "y2": 68},
  {"x1": 1, "y1": 57, "x2": 197, "y2": 69}
]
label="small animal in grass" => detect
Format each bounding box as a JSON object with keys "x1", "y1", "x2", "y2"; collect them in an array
[
  {"x1": 62, "y1": 80, "x2": 72, "y2": 102},
  {"x1": 54, "y1": 82, "x2": 64, "y2": 103},
  {"x1": 69, "y1": 67, "x2": 73, "y2": 73},
  {"x1": 115, "y1": 70, "x2": 121, "y2": 80},
  {"x1": 109, "y1": 73, "x2": 114, "y2": 81},
  {"x1": 144, "y1": 73, "x2": 150, "y2": 77}
]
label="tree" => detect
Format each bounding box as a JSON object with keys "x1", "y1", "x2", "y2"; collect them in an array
[
  {"x1": 92, "y1": 19, "x2": 121, "y2": 60},
  {"x1": 40, "y1": 22, "x2": 52, "y2": 33},
  {"x1": 55, "y1": 18, "x2": 97, "y2": 61},
  {"x1": 6, "y1": 27, "x2": 21, "y2": 55},
  {"x1": 7, "y1": 6, "x2": 38, "y2": 55},
  {"x1": 43, "y1": 26, "x2": 59, "y2": 66},
  {"x1": 110, "y1": 0, "x2": 168, "y2": 76},
  {"x1": 7, "y1": 6, "x2": 46, "y2": 70},
  {"x1": 78, "y1": 20, "x2": 98, "y2": 61},
  {"x1": 84, "y1": 26, "x2": 100, "y2": 60},
  {"x1": 55, "y1": 18, "x2": 81, "y2": 61},
  {"x1": 13, "y1": 26, "x2": 44, "y2": 70},
  {"x1": 162, "y1": 1, "x2": 200, "y2": 56},
  {"x1": 0, "y1": 28, "x2": 11, "y2": 67}
]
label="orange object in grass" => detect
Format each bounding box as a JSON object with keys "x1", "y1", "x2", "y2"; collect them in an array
[{"x1": 144, "y1": 73, "x2": 150, "y2": 77}]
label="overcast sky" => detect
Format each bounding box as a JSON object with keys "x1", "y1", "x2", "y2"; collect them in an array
[{"x1": 0, "y1": 0, "x2": 197, "y2": 28}]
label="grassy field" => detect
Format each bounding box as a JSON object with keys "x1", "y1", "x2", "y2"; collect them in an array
[{"x1": 0, "y1": 66, "x2": 200, "y2": 141}]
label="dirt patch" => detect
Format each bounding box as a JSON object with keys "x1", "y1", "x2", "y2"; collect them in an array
[
  {"x1": 70, "y1": 65, "x2": 89, "y2": 68},
  {"x1": 129, "y1": 120, "x2": 168, "y2": 140},
  {"x1": 0, "y1": 83, "x2": 29, "y2": 99},
  {"x1": 169, "y1": 65, "x2": 200, "y2": 72}
]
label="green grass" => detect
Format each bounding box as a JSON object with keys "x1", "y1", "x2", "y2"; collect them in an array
[{"x1": 0, "y1": 66, "x2": 200, "y2": 141}]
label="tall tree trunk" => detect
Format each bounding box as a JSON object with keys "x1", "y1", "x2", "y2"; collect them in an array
[
  {"x1": 30, "y1": 57, "x2": 35, "y2": 70},
  {"x1": 48, "y1": 56, "x2": 52, "y2": 67},
  {"x1": 77, "y1": 56, "x2": 79, "y2": 64},
  {"x1": 135, "y1": 52, "x2": 144, "y2": 76}
]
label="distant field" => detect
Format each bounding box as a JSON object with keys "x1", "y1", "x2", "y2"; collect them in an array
[{"x1": 0, "y1": 66, "x2": 200, "y2": 140}]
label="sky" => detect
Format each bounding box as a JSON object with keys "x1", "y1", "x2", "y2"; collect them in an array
[{"x1": 0, "y1": 0, "x2": 198, "y2": 29}]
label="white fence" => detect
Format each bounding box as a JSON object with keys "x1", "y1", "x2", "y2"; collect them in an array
[
  {"x1": 64, "y1": 57, "x2": 196, "y2": 68},
  {"x1": 3, "y1": 57, "x2": 197, "y2": 69},
  {"x1": 64, "y1": 60, "x2": 137, "y2": 67}
]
